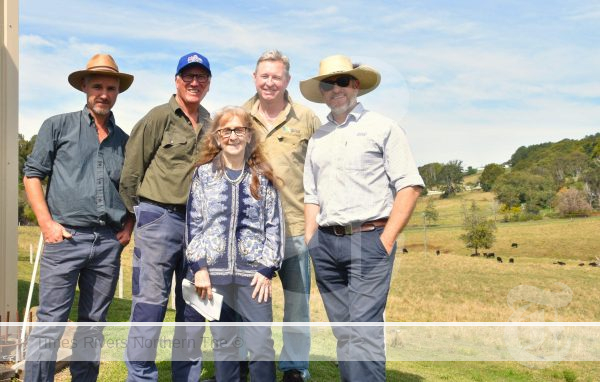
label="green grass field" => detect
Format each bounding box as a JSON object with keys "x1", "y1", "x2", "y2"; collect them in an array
[{"x1": 15, "y1": 190, "x2": 600, "y2": 381}]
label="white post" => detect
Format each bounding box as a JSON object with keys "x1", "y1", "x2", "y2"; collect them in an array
[
  {"x1": 21, "y1": 233, "x2": 43, "y2": 346},
  {"x1": 171, "y1": 274, "x2": 176, "y2": 310},
  {"x1": 118, "y1": 266, "x2": 124, "y2": 299}
]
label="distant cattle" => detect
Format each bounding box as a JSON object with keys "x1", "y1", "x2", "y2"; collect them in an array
[
  {"x1": 554, "y1": 261, "x2": 566, "y2": 266},
  {"x1": 590, "y1": 262, "x2": 598, "y2": 267},
  {"x1": 497, "y1": 257, "x2": 503, "y2": 263},
  {"x1": 402, "y1": 248, "x2": 409, "y2": 254},
  {"x1": 511, "y1": 243, "x2": 518, "y2": 248},
  {"x1": 471, "y1": 253, "x2": 480, "y2": 257},
  {"x1": 436, "y1": 250, "x2": 441, "y2": 256},
  {"x1": 484, "y1": 253, "x2": 495, "y2": 259},
  {"x1": 509, "y1": 258, "x2": 514, "y2": 263},
  {"x1": 579, "y1": 263, "x2": 585, "y2": 266}
]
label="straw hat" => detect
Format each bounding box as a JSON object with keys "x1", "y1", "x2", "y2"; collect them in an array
[
  {"x1": 299, "y1": 55, "x2": 381, "y2": 103},
  {"x1": 68, "y1": 54, "x2": 134, "y2": 93}
]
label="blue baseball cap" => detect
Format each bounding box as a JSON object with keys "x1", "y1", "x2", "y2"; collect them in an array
[{"x1": 176, "y1": 52, "x2": 211, "y2": 76}]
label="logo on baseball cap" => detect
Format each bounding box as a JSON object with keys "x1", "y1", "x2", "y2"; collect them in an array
[{"x1": 176, "y1": 52, "x2": 211, "y2": 76}]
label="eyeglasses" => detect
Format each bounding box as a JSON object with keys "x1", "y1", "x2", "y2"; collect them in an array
[
  {"x1": 216, "y1": 127, "x2": 248, "y2": 138},
  {"x1": 319, "y1": 76, "x2": 355, "y2": 92},
  {"x1": 180, "y1": 73, "x2": 210, "y2": 84}
]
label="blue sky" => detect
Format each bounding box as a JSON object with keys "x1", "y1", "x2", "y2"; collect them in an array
[{"x1": 19, "y1": 1, "x2": 600, "y2": 168}]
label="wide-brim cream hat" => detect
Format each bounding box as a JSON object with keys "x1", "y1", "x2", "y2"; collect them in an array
[
  {"x1": 68, "y1": 53, "x2": 134, "y2": 93},
  {"x1": 299, "y1": 54, "x2": 381, "y2": 103}
]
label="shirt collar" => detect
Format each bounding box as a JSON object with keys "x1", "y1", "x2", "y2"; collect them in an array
[
  {"x1": 169, "y1": 94, "x2": 210, "y2": 122},
  {"x1": 82, "y1": 105, "x2": 115, "y2": 133},
  {"x1": 326, "y1": 102, "x2": 366, "y2": 126},
  {"x1": 248, "y1": 90, "x2": 295, "y2": 121}
]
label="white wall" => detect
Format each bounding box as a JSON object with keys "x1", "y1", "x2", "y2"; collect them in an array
[{"x1": 1, "y1": 0, "x2": 19, "y2": 316}]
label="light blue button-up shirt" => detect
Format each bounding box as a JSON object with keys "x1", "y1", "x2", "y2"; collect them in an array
[{"x1": 303, "y1": 103, "x2": 424, "y2": 226}]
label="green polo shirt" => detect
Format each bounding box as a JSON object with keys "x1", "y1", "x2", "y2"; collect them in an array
[
  {"x1": 243, "y1": 92, "x2": 321, "y2": 236},
  {"x1": 120, "y1": 95, "x2": 211, "y2": 212}
]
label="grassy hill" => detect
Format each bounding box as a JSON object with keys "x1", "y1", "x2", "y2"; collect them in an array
[{"x1": 16, "y1": 190, "x2": 600, "y2": 381}]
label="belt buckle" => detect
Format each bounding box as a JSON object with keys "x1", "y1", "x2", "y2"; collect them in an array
[{"x1": 332, "y1": 225, "x2": 351, "y2": 236}]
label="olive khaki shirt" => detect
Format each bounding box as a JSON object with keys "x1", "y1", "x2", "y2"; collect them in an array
[
  {"x1": 243, "y1": 92, "x2": 321, "y2": 236},
  {"x1": 120, "y1": 95, "x2": 211, "y2": 212}
]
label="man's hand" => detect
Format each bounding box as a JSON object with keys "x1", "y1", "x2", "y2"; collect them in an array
[
  {"x1": 42, "y1": 220, "x2": 72, "y2": 244},
  {"x1": 194, "y1": 268, "x2": 213, "y2": 301},
  {"x1": 379, "y1": 234, "x2": 395, "y2": 256},
  {"x1": 251, "y1": 272, "x2": 272, "y2": 303},
  {"x1": 116, "y1": 214, "x2": 135, "y2": 246}
]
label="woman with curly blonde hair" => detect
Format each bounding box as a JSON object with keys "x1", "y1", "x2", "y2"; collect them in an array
[{"x1": 184, "y1": 106, "x2": 284, "y2": 381}]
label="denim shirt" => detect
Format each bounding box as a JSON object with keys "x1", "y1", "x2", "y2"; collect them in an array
[
  {"x1": 185, "y1": 159, "x2": 285, "y2": 285},
  {"x1": 23, "y1": 106, "x2": 129, "y2": 229}
]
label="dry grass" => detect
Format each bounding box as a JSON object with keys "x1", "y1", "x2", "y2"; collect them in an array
[{"x1": 16, "y1": 191, "x2": 600, "y2": 381}]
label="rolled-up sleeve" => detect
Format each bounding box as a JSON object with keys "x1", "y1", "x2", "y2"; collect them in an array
[
  {"x1": 384, "y1": 123, "x2": 425, "y2": 193},
  {"x1": 23, "y1": 119, "x2": 56, "y2": 179}
]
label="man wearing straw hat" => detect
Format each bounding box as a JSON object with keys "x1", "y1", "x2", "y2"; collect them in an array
[
  {"x1": 300, "y1": 55, "x2": 424, "y2": 381},
  {"x1": 23, "y1": 53, "x2": 135, "y2": 381}
]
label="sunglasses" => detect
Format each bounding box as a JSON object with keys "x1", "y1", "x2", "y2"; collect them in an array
[{"x1": 319, "y1": 76, "x2": 355, "y2": 92}]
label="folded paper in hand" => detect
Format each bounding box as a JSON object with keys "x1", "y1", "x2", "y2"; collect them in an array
[{"x1": 182, "y1": 278, "x2": 223, "y2": 321}]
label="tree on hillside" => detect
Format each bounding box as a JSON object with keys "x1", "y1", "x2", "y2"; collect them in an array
[
  {"x1": 554, "y1": 188, "x2": 593, "y2": 217},
  {"x1": 493, "y1": 171, "x2": 555, "y2": 213},
  {"x1": 582, "y1": 159, "x2": 600, "y2": 208},
  {"x1": 439, "y1": 160, "x2": 464, "y2": 198},
  {"x1": 423, "y1": 197, "x2": 439, "y2": 225},
  {"x1": 460, "y1": 201, "x2": 496, "y2": 255},
  {"x1": 18, "y1": 134, "x2": 38, "y2": 225},
  {"x1": 479, "y1": 163, "x2": 505, "y2": 192},
  {"x1": 418, "y1": 162, "x2": 444, "y2": 190}
]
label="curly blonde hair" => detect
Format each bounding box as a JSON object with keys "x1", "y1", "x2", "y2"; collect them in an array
[{"x1": 196, "y1": 106, "x2": 279, "y2": 199}]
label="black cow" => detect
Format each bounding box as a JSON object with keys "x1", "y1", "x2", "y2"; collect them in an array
[
  {"x1": 402, "y1": 248, "x2": 409, "y2": 254},
  {"x1": 497, "y1": 257, "x2": 503, "y2": 263},
  {"x1": 511, "y1": 243, "x2": 518, "y2": 248},
  {"x1": 509, "y1": 258, "x2": 514, "y2": 263}
]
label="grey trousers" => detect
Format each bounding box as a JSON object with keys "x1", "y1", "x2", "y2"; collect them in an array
[{"x1": 308, "y1": 226, "x2": 396, "y2": 382}]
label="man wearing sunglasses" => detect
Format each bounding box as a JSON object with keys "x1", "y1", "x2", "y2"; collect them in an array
[
  {"x1": 242, "y1": 50, "x2": 321, "y2": 382},
  {"x1": 120, "y1": 52, "x2": 212, "y2": 382},
  {"x1": 300, "y1": 55, "x2": 424, "y2": 381}
]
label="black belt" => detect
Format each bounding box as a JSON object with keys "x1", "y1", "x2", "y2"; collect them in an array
[
  {"x1": 319, "y1": 219, "x2": 388, "y2": 236},
  {"x1": 139, "y1": 197, "x2": 186, "y2": 214}
]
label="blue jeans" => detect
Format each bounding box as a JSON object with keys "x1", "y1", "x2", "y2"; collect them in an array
[
  {"x1": 24, "y1": 226, "x2": 122, "y2": 382},
  {"x1": 213, "y1": 284, "x2": 276, "y2": 382},
  {"x1": 308, "y1": 227, "x2": 396, "y2": 382},
  {"x1": 125, "y1": 202, "x2": 191, "y2": 382},
  {"x1": 278, "y1": 236, "x2": 311, "y2": 376}
]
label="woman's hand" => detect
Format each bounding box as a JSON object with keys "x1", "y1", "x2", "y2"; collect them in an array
[
  {"x1": 251, "y1": 272, "x2": 272, "y2": 303},
  {"x1": 194, "y1": 268, "x2": 213, "y2": 300}
]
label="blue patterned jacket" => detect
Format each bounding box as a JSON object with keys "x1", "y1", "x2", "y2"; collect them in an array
[{"x1": 185, "y1": 159, "x2": 284, "y2": 285}]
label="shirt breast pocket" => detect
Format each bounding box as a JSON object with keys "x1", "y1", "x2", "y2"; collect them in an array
[
  {"x1": 344, "y1": 138, "x2": 382, "y2": 172},
  {"x1": 161, "y1": 133, "x2": 189, "y2": 163},
  {"x1": 104, "y1": 150, "x2": 125, "y2": 183}
]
